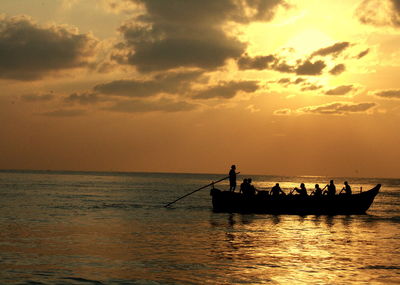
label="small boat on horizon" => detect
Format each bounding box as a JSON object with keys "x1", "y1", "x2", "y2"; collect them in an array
[{"x1": 210, "y1": 184, "x2": 381, "y2": 215}]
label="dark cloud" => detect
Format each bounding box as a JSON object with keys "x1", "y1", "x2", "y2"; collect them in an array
[
  {"x1": 21, "y1": 93, "x2": 54, "y2": 102},
  {"x1": 311, "y1": 42, "x2": 350, "y2": 57},
  {"x1": 276, "y1": 77, "x2": 305, "y2": 85},
  {"x1": 237, "y1": 54, "x2": 276, "y2": 70},
  {"x1": 192, "y1": 81, "x2": 259, "y2": 99},
  {"x1": 329, "y1": 64, "x2": 346, "y2": 75},
  {"x1": 299, "y1": 102, "x2": 376, "y2": 115},
  {"x1": 238, "y1": 54, "x2": 326, "y2": 75},
  {"x1": 373, "y1": 89, "x2": 400, "y2": 99},
  {"x1": 277, "y1": 77, "x2": 291, "y2": 85},
  {"x1": 94, "y1": 70, "x2": 203, "y2": 97},
  {"x1": 300, "y1": 84, "x2": 323, "y2": 92},
  {"x1": 273, "y1": 60, "x2": 295, "y2": 73},
  {"x1": 275, "y1": 77, "x2": 322, "y2": 91},
  {"x1": 356, "y1": 48, "x2": 370, "y2": 59},
  {"x1": 41, "y1": 109, "x2": 87, "y2": 117},
  {"x1": 106, "y1": 98, "x2": 199, "y2": 113},
  {"x1": 0, "y1": 15, "x2": 96, "y2": 80},
  {"x1": 295, "y1": 60, "x2": 326, "y2": 75},
  {"x1": 325, "y1": 85, "x2": 355, "y2": 95},
  {"x1": 65, "y1": 92, "x2": 106, "y2": 105},
  {"x1": 294, "y1": 77, "x2": 306, "y2": 84},
  {"x1": 356, "y1": 0, "x2": 400, "y2": 27},
  {"x1": 117, "y1": 0, "x2": 287, "y2": 72}
]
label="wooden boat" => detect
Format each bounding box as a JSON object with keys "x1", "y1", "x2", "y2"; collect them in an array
[{"x1": 210, "y1": 184, "x2": 381, "y2": 215}]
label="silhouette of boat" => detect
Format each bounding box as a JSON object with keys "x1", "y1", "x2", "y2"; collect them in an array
[{"x1": 210, "y1": 184, "x2": 380, "y2": 214}]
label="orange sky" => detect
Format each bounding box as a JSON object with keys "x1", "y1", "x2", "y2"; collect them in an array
[{"x1": 0, "y1": 0, "x2": 399, "y2": 177}]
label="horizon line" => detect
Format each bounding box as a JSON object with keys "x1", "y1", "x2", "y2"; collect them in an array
[{"x1": 0, "y1": 168, "x2": 398, "y2": 180}]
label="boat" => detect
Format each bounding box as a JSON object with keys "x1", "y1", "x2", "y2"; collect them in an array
[{"x1": 210, "y1": 184, "x2": 381, "y2": 215}]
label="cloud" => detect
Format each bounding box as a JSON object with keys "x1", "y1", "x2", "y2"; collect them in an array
[
  {"x1": 373, "y1": 89, "x2": 400, "y2": 99},
  {"x1": 237, "y1": 54, "x2": 276, "y2": 70},
  {"x1": 277, "y1": 77, "x2": 291, "y2": 85},
  {"x1": 106, "y1": 98, "x2": 199, "y2": 113},
  {"x1": 192, "y1": 81, "x2": 259, "y2": 99},
  {"x1": 246, "y1": 104, "x2": 260, "y2": 113},
  {"x1": 356, "y1": 48, "x2": 370, "y2": 59},
  {"x1": 294, "y1": 78, "x2": 306, "y2": 84},
  {"x1": 276, "y1": 77, "x2": 305, "y2": 85},
  {"x1": 298, "y1": 102, "x2": 376, "y2": 115},
  {"x1": 21, "y1": 93, "x2": 55, "y2": 102},
  {"x1": 295, "y1": 60, "x2": 326, "y2": 75},
  {"x1": 65, "y1": 92, "x2": 106, "y2": 105},
  {"x1": 356, "y1": 0, "x2": 400, "y2": 28},
  {"x1": 274, "y1": 77, "x2": 322, "y2": 92},
  {"x1": 273, "y1": 108, "x2": 291, "y2": 115},
  {"x1": 0, "y1": 15, "x2": 97, "y2": 80},
  {"x1": 238, "y1": 54, "x2": 326, "y2": 75},
  {"x1": 116, "y1": 0, "x2": 287, "y2": 72},
  {"x1": 41, "y1": 109, "x2": 87, "y2": 117},
  {"x1": 325, "y1": 85, "x2": 355, "y2": 95},
  {"x1": 329, "y1": 64, "x2": 346, "y2": 75},
  {"x1": 94, "y1": 70, "x2": 203, "y2": 97},
  {"x1": 300, "y1": 84, "x2": 323, "y2": 91},
  {"x1": 311, "y1": 42, "x2": 350, "y2": 57}
]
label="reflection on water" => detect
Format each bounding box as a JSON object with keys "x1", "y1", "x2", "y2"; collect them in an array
[
  {"x1": 0, "y1": 171, "x2": 399, "y2": 284},
  {"x1": 207, "y1": 214, "x2": 400, "y2": 284}
]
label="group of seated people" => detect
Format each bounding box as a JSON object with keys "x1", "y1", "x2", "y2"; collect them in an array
[
  {"x1": 239, "y1": 178, "x2": 257, "y2": 196},
  {"x1": 238, "y1": 179, "x2": 352, "y2": 197}
]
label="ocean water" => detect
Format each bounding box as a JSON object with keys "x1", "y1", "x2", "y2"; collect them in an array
[{"x1": 0, "y1": 170, "x2": 399, "y2": 285}]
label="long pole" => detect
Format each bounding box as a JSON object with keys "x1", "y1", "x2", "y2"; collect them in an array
[{"x1": 164, "y1": 172, "x2": 240, "y2": 208}]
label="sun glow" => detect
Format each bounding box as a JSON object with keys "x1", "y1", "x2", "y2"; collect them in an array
[{"x1": 284, "y1": 28, "x2": 334, "y2": 56}]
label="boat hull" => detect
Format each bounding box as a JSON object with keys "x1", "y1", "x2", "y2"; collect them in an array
[{"x1": 210, "y1": 184, "x2": 380, "y2": 215}]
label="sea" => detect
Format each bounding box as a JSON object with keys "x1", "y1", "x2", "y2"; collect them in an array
[{"x1": 0, "y1": 170, "x2": 399, "y2": 285}]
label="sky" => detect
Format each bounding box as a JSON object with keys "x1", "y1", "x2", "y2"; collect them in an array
[{"x1": 0, "y1": 0, "x2": 399, "y2": 178}]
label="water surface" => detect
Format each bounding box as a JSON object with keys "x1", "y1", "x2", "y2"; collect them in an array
[{"x1": 0, "y1": 170, "x2": 399, "y2": 284}]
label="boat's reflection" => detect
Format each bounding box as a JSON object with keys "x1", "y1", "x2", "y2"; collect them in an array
[{"x1": 209, "y1": 212, "x2": 362, "y2": 229}]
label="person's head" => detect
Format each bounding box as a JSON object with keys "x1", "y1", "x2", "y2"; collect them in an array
[
  {"x1": 315, "y1": 184, "x2": 319, "y2": 188},
  {"x1": 344, "y1": 181, "x2": 348, "y2": 185},
  {"x1": 276, "y1": 183, "x2": 279, "y2": 186},
  {"x1": 231, "y1": 165, "x2": 236, "y2": 169},
  {"x1": 243, "y1": 178, "x2": 247, "y2": 183},
  {"x1": 248, "y1": 178, "x2": 252, "y2": 183},
  {"x1": 300, "y1": 183, "x2": 305, "y2": 188},
  {"x1": 330, "y1": 180, "x2": 334, "y2": 184}
]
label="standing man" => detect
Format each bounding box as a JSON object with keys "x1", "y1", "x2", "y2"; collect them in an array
[{"x1": 229, "y1": 165, "x2": 237, "y2": 192}]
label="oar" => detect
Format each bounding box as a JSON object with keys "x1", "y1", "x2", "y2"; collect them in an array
[{"x1": 164, "y1": 172, "x2": 240, "y2": 208}]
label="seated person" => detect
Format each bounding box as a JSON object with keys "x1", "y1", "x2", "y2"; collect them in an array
[
  {"x1": 323, "y1": 180, "x2": 336, "y2": 196},
  {"x1": 246, "y1": 178, "x2": 257, "y2": 196},
  {"x1": 239, "y1": 179, "x2": 248, "y2": 194},
  {"x1": 270, "y1": 183, "x2": 285, "y2": 196},
  {"x1": 293, "y1": 183, "x2": 308, "y2": 196},
  {"x1": 311, "y1": 184, "x2": 323, "y2": 196},
  {"x1": 339, "y1": 181, "x2": 352, "y2": 195}
]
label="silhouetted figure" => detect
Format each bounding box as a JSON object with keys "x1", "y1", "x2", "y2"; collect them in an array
[
  {"x1": 239, "y1": 178, "x2": 248, "y2": 194},
  {"x1": 246, "y1": 178, "x2": 256, "y2": 196},
  {"x1": 270, "y1": 183, "x2": 285, "y2": 196},
  {"x1": 339, "y1": 181, "x2": 352, "y2": 195},
  {"x1": 323, "y1": 180, "x2": 336, "y2": 196},
  {"x1": 229, "y1": 165, "x2": 237, "y2": 192},
  {"x1": 293, "y1": 183, "x2": 308, "y2": 196},
  {"x1": 311, "y1": 184, "x2": 323, "y2": 196}
]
